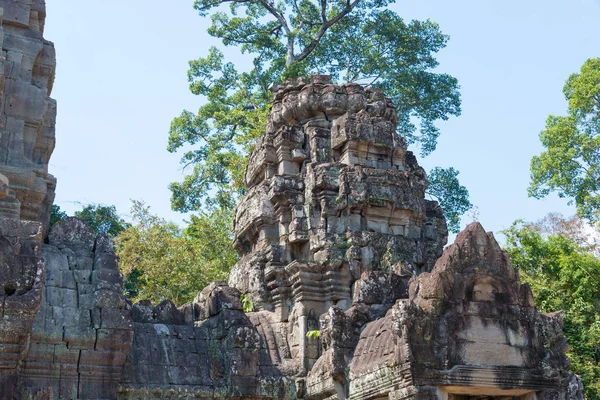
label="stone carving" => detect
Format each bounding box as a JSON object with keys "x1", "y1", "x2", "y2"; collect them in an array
[
  {"x1": 0, "y1": 2, "x2": 583, "y2": 397},
  {"x1": 229, "y1": 77, "x2": 447, "y2": 366},
  {"x1": 0, "y1": 0, "x2": 57, "y2": 235},
  {"x1": 307, "y1": 222, "x2": 574, "y2": 399}
]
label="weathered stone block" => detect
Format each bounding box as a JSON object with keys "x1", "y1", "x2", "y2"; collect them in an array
[
  {"x1": 0, "y1": 2, "x2": 31, "y2": 28},
  {"x1": 48, "y1": 218, "x2": 94, "y2": 254}
]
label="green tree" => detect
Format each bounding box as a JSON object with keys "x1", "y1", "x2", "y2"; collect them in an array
[
  {"x1": 74, "y1": 204, "x2": 130, "y2": 237},
  {"x1": 529, "y1": 58, "x2": 600, "y2": 222},
  {"x1": 185, "y1": 207, "x2": 239, "y2": 270},
  {"x1": 427, "y1": 167, "x2": 472, "y2": 233},
  {"x1": 528, "y1": 212, "x2": 599, "y2": 256},
  {"x1": 49, "y1": 204, "x2": 67, "y2": 227},
  {"x1": 115, "y1": 201, "x2": 237, "y2": 305},
  {"x1": 503, "y1": 220, "x2": 600, "y2": 399},
  {"x1": 168, "y1": 0, "x2": 468, "y2": 227}
]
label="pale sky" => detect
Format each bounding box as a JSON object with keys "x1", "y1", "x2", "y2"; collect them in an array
[{"x1": 44, "y1": 0, "x2": 600, "y2": 240}]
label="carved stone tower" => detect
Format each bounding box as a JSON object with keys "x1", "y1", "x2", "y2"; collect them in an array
[
  {"x1": 0, "y1": 1, "x2": 55, "y2": 395},
  {"x1": 229, "y1": 76, "x2": 448, "y2": 373},
  {"x1": 0, "y1": 0, "x2": 57, "y2": 235}
]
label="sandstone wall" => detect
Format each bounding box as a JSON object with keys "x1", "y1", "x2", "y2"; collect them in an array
[
  {"x1": 118, "y1": 283, "x2": 296, "y2": 399},
  {"x1": 19, "y1": 218, "x2": 133, "y2": 399},
  {"x1": 0, "y1": 218, "x2": 44, "y2": 398}
]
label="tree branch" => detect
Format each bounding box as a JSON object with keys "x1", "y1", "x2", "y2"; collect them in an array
[
  {"x1": 254, "y1": 0, "x2": 295, "y2": 65},
  {"x1": 367, "y1": 73, "x2": 383, "y2": 87},
  {"x1": 292, "y1": 0, "x2": 305, "y2": 25},
  {"x1": 232, "y1": 77, "x2": 260, "y2": 111},
  {"x1": 270, "y1": 23, "x2": 283, "y2": 35},
  {"x1": 256, "y1": 0, "x2": 291, "y2": 35},
  {"x1": 294, "y1": 0, "x2": 361, "y2": 63},
  {"x1": 196, "y1": 0, "x2": 251, "y2": 12}
]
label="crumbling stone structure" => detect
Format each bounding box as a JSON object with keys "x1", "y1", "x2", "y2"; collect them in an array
[
  {"x1": 0, "y1": 0, "x2": 56, "y2": 235},
  {"x1": 0, "y1": 3, "x2": 133, "y2": 398},
  {"x1": 228, "y1": 76, "x2": 447, "y2": 377},
  {"x1": 0, "y1": 1, "x2": 584, "y2": 399},
  {"x1": 18, "y1": 218, "x2": 133, "y2": 399}
]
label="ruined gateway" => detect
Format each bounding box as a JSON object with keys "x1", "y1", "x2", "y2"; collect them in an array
[{"x1": 0, "y1": 1, "x2": 585, "y2": 399}]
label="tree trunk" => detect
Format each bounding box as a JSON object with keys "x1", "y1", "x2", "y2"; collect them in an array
[{"x1": 286, "y1": 37, "x2": 295, "y2": 67}]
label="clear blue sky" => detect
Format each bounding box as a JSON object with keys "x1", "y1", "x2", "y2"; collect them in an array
[{"x1": 45, "y1": 0, "x2": 600, "y2": 240}]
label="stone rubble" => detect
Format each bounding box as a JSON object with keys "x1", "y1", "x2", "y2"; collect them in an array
[{"x1": 0, "y1": 2, "x2": 584, "y2": 399}]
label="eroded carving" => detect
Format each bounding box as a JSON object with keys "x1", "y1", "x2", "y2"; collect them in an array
[{"x1": 0, "y1": 0, "x2": 57, "y2": 235}]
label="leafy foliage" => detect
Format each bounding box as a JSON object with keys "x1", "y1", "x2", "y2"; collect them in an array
[
  {"x1": 49, "y1": 203, "x2": 129, "y2": 237},
  {"x1": 49, "y1": 204, "x2": 67, "y2": 227},
  {"x1": 240, "y1": 293, "x2": 255, "y2": 312},
  {"x1": 115, "y1": 201, "x2": 238, "y2": 305},
  {"x1": 503, "y1": 219, "x2": 600, "y2": 399},
  {"x1": 74, "y1": 204, "x2": 130, "y2": 237},
  {"x1": 123, "y1": 267, "x2": 144, "y2": 299},
  {"x1": 529, "y1": 58, "x2": 600, "y2": 222},
  {"x1": 427, "y1": 167, "x2": 472, "y2": 233},
  {"x1": 306, "y1": 330, "x2": 321, "y2": 339},
  {"x1": 168, "y1": 0, "x2": 464, "y2": 219},
  {"x1": 528, "y1": 212, "x2": 599, "y2": 256}
]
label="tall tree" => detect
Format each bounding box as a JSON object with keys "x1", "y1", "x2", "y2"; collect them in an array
[
  {"x1": 529, "y1": 58, "x2": 600, "y2": 222},
  {"x1": 168, "y1": 0, "x2": 468, "y2": 227},
  {"x1": 115, "y1": 201, "x2": 237, "y2": 305},
  {"x1": 74, "y1": 204, "x2": 130, "y2": 237},
  {"x1": 49, "y1": 203, "x2": 130, "y2": 237},
  {"x1": 427, "y1": 167, "x2": 472, "y2": 233},
  {"x1": 528, "y1": 212, "x2": 599, "y2": 256},
  {"x1": 504, "y1": 220, "x2": 600, "y2": 399},
  {"x1": 49, "y1": 204, "x2": 67, "y2": 227}
]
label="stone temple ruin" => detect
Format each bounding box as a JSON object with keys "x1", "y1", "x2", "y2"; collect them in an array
[{"x1": 0, "y1": 1, "x2": 585, "y2": 399}]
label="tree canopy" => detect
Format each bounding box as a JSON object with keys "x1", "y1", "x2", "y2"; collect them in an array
[
  {"x1": 115, "y1": 201, "x2": 237, "y2": 305},
  {"x1": 168, "y1": 0, "x2": 467, "y2": 227},
  {"x1": 49, "y1": 203, "x2": 130, "y2": 237},
  {"x1": 529, "y1": 58, "x2": 600, "y2": 222},
  {"x1": 527, "y1": 212, "x2": 599, "y2": 257},
  {"x1": 427, "y1": 167, "x2": 472, "y2": 233},
  {"x1": 503, "y1": 218, "x2": 600, "y2": 399},
  {"x1": 74, "y1": 204, "x2": 131, "y2": 237},
  {"x1": 49, "y1": 204, "x2": 67, "y2": 227}
]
